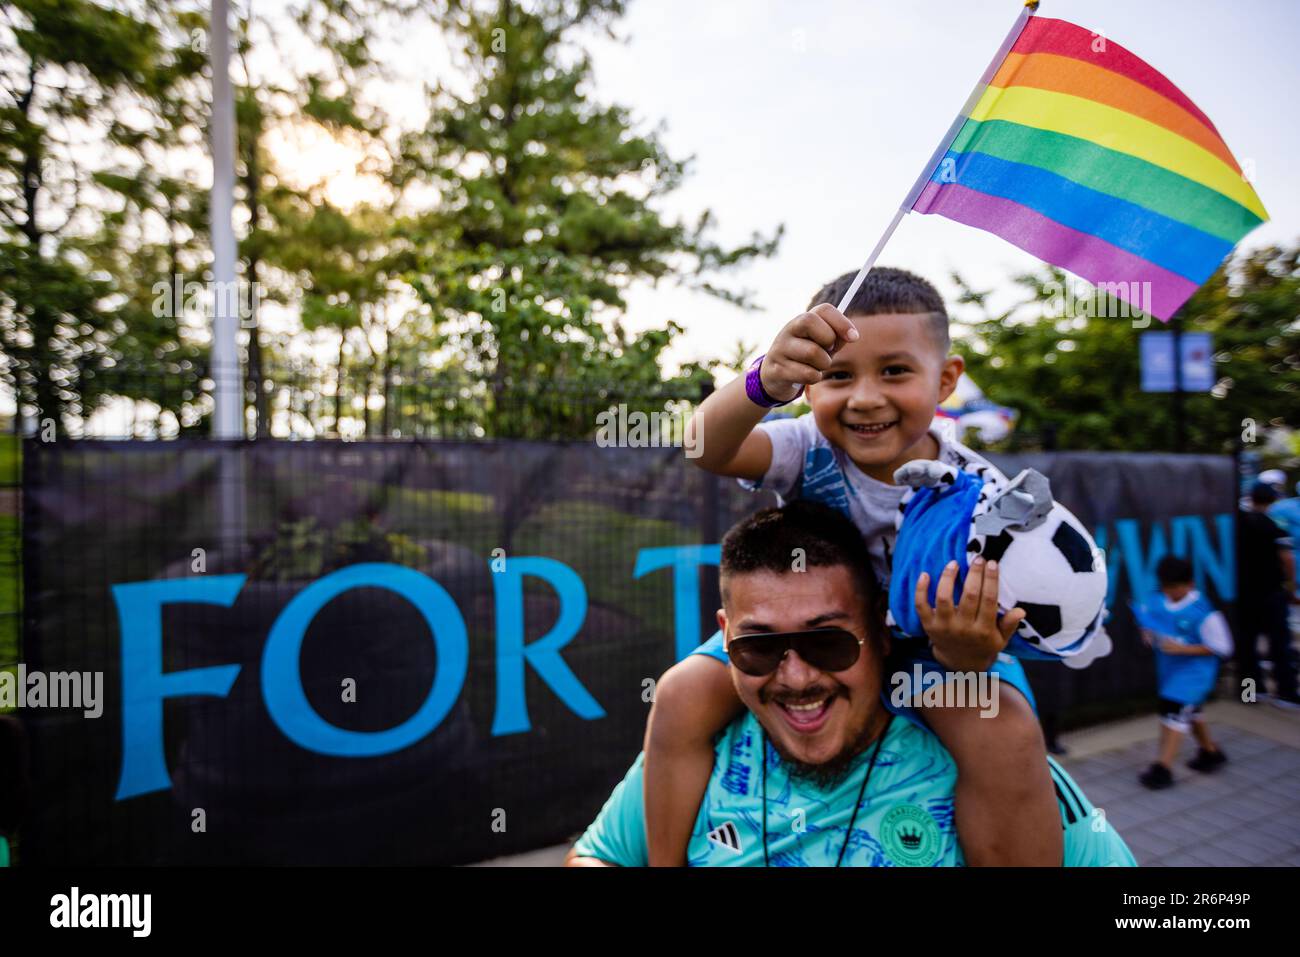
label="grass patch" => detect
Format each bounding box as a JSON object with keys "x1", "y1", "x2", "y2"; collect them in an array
[
  {"x1": 0, "y1": 514, "x2": 16, "y2": 667},
  {"x1": 0, "y1": 435, "x2": 17, "y2": 487},
  {"x1": 0, "y1": 664, "x2": 14, "y2": 715}
]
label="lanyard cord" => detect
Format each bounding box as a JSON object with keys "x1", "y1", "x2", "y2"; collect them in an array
[{"x1": 761, "y1": 713, "x2": 894, "y2": 867}]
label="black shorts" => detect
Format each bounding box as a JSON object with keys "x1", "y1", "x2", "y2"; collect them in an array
[{"x1": 1157, "y1": 697, "x2": 1203, "y2": 732}]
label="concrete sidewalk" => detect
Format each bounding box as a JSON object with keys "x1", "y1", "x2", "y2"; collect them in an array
[
  {"x1": 1053, "y1": 698, "x2": 1300, "y2": 866},
  {"x1": 471, "y1": 699, "x2": 1300, "y2": 867}
]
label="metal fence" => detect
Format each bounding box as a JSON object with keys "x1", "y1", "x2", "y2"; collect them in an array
[
  {"x1": 18, "y1": 435, "x2": 1236, "y2": 864},
  {"x1": 0, "y1": 362, "x2": 1059, "y2": 689},
  {"x1": 0, "y1": 370, "x2": 718, "y2": 677},
  {"x1": 0, "y1": 435, "x2": 17, "y2": 675},
  {"x1": 0, "y1": 365, "x2": 713, "y2": 678},
  {"x1": 5, "y1": 363, "x2": 713, "y2": 443},
  {"x1": 3, "y1": 353, "x2": 1238, "y2": 864},
  {"x1": 4, "y1": 360, "x2": 1060, "y2": 448}
]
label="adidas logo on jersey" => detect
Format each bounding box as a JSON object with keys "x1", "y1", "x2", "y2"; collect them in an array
[{"x1": 706, "y1": 821, "x2": 743, "y2": 855}]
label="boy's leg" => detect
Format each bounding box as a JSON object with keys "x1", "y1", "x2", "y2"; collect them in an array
[
  {"x1": 643, "y1": 654, "x2": 744, "y2": 866},
  {"x1": 923, "y1": 686, "x2": 1061, "y2": 866},
  {"x1": 1190, "y1": 717, "x2": 1219, "y2": 754},
  {"x1": 1140, "y1": 701, "x2": 1186, "y2": 787},
  {"x1": 1156, "y1": 721, "x2": 1185, "y2": 768},
  {"x1": 1186, "y1": 713, "x2": 1228, "y2": 772}
]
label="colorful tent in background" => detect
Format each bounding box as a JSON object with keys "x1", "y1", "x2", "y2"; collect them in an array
[
  {"x1": 910, "y1": 13, "x2": 1268, "y2": 321},
  {"x1": 934, "y1": 372, "x2": 1018, "y2": 443}
]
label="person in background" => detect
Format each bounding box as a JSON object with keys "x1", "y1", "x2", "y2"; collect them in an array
[
  {"x1": 1257, "y1": 469, "x2": 1287, "y2": 496},
  {"x1": 1133, "y1": 556, "x2": 1233, "y2": 790},
  {"x1": 1267, "y1": 477, "x2": 1300, "y2": 593},
  {"x1": 1235, "y1": 482, "x2": 1299, "y2": 710},
  {"x1": 1239, "y1": 469, "x2": 1287, "y2": 512}
]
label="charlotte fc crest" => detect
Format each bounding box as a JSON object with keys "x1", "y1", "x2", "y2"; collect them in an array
[{"x1": 881, "y1": 804, "x2": 942, "y2": 866}]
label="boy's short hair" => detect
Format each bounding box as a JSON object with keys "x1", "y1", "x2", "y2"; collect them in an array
[
  {"x1": 1155, "y1": 555, "x2": 1194, "y2": 588},
  {"x1": 720, "y1": 501, "x2": 883, "y2": 638},
  {"x1": 808, "y1": 267, "x2": 950, "y2": 356}
]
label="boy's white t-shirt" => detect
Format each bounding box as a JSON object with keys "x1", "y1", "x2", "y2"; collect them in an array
[{"x1": 741, "y1": 413, "x2": 1006, "y2": 585}]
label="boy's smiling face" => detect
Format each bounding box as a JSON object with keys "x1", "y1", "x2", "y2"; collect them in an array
[{"x1": 807, "y1": 311, "x2": 963, "y2": 484}]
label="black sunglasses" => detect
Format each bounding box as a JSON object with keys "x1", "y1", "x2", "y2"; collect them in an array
[{"x1": 725, "y1": 628, "x2": 866, "y2": 677}]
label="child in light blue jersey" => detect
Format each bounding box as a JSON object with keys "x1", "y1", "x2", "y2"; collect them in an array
[{"x1": 1132, "y1": 555, "x2": 1233, "y2": 790}]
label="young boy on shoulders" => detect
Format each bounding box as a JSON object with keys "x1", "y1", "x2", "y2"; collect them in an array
[{"x1": 646, "y1": 267, "x2": 1109, "y2": 866}]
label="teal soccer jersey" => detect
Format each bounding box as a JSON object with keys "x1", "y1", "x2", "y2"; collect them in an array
[{"x1": 573, "y1": 711, "x2": 1136, "y2": 867}]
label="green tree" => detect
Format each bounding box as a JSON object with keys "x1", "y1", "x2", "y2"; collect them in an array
[
  {"x1": 953, "y1": 243, "x2": 1300, "y2": 454},
  {"x1": 400, "y1": 0, "x2": 781, "y2": 437},
  {"x1": 234, "y1": 0, "x2": 414, "y2": 436},
  {"x1": 0, "y1": 0, "x2": 206, "y2": 433},
  {"x1": 271, "y1": 199, "x2": 396, "y2": 436},
  {"x1": 715, "y1": 336, "x2": 758, "y2": 377}
]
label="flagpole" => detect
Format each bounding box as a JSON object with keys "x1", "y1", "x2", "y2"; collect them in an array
[
  {"x1": 210, "y1": 0, "x2": 241, "y2": 438},
  {"x1": 835, "y1": 1, "x2": 1040, "y2": 313},
  {"x1": 210, "y1": 0, "x2": 247, "y2": 556}
]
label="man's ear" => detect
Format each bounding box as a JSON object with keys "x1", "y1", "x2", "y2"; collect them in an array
[
  {"x1": 716, "y1": 608, "x2": 728, "y2": 648},
  {"x1": 936, "y1": 353, "x2": 964, "y2": 405}
]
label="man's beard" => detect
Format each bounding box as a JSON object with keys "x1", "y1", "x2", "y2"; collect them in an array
[{"x1": 760, "y1": 685, "x2": 880, "y2": 790}]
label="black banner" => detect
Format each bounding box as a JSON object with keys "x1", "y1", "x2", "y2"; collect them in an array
[{"x1": 17, "y1": 440, "x2": 1234, "y2": 864}]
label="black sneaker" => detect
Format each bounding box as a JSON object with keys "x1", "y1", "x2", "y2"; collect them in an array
[
  {"x1": 1187, "y1": 748, "x2": 1228, "y2": 773},
  {"x1": 1139, "y1": 763, "x2": 1174, "y2": 790}
]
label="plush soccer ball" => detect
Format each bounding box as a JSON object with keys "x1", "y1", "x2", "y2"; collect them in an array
[{"x1": 890, "y1": 461, "x2": 1112, "y2": 667}]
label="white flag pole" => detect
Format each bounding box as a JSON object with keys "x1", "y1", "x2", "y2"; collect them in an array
[
  {"x1": 835, "y1": 1, "x2": 1040, "y2": 313},
  {"x1": 209, "y1": 0, "x2": 246, "y2": 555},
  {"x1": 210, "y1": 0, "x2": 241, "y2": 438}
]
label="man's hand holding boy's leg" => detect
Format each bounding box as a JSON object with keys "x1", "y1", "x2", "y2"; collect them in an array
[{"x1": 915, "y1": 556, "x2": 1060, "y2": 865}]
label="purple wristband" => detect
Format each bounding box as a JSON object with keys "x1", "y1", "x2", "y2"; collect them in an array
[{"x1": 745, "y1": 354, "x2": 803, "y2": 408}]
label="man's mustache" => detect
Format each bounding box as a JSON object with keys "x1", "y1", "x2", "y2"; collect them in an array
[{"x1": 759, "y1": 682, "x2": 846, "y2": 707}]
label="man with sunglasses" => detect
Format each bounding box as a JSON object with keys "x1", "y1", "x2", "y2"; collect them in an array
[{"x1": 565, "y1": 502, "x2": 1134, "y2": 867}]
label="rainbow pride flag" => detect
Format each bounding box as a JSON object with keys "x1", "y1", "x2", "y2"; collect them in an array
[{"x1": 910, "y1": 14, "x2": 1267, "y2": 321}]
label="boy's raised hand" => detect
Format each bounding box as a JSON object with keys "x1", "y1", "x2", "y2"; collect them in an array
[
  {"x1": 915, "y1": 557, "x2": 1027, "y2": 673},
  {"x1": 759, "y1": 303, "x2": 860, "y2": 403}
]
